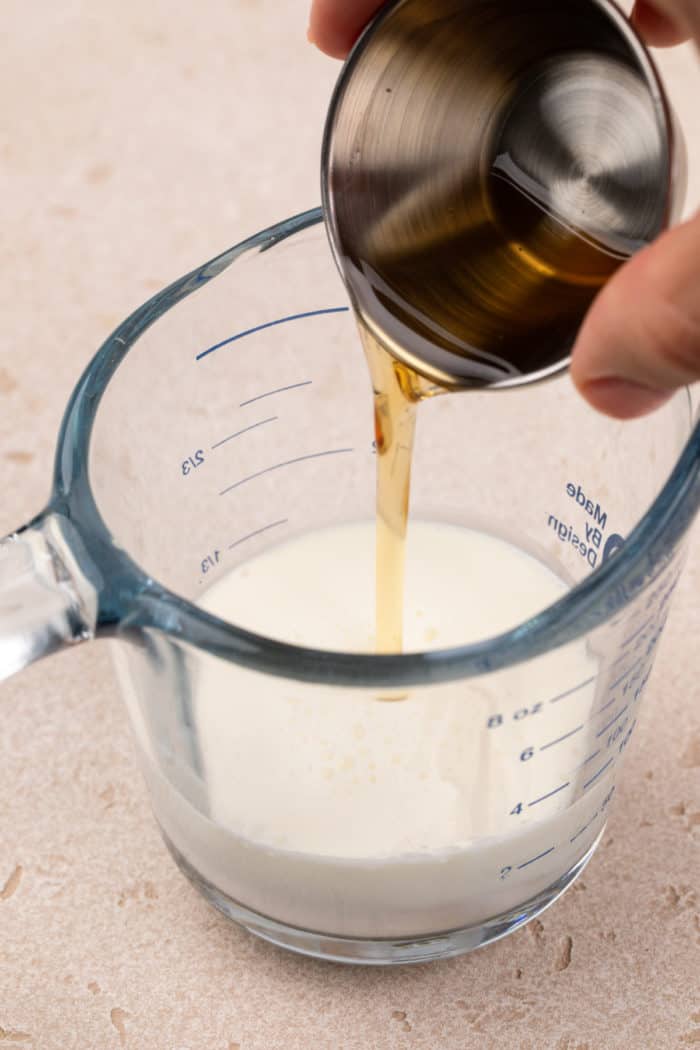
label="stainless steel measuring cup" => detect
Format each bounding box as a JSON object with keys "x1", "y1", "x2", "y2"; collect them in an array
[
  {"x1": 322, "y1": 0, "x2": 687, "y2": 388},
  {"x1": 1, "y1": 209, "x2": 699, "y2": 965}
]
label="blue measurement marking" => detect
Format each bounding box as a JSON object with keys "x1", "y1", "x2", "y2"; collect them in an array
[
  {"x1": 240, "y1": 380, "x2": 312, "y2": 408},
  {"x1": 583, "y1": 756, "x2": 614, "y2": 792},
  {"x1": 211, "y1": 416, "x2": 278, "y2": 450},
  {"x1": 595, "y1": 705, "x2": 629, "y2": 739},
  {"x1": 610, "y1": 650, "x2": 630, "y2": 669},
  {"x1": 570, "y1": 811, "x2": 599, "y2": 844},
  {"x1": 528, "y1": 781, "x2": 570, "y2": 807},
  {"x1": 609, "y1": 663, "x2": 639, "y2": 692},
  {"x1": 228, "y1": 519, "x2": 288, "y2": 551},
  {"x1": 582, "y1": 749, "x2": 600, "y2": 765},
  {"x1": 540, "y1": 725, "x2": 583, "y2": 752},
  {"x1": 548, "y1": 675, "x2": 596, "y2": 705},
  {"x1": 621, "y1": 616, "x2": 653, "y2": 648},
  {"x1": 195, "y1": 307, "x2": 351, "y2": 361},
  {"x1": 596, "y1": 693, "x2": 618, "y2": 716},
  {"x1": 517, "y1": 846, "x2": 555, "y2": 870},
  {"x1": 219, "y1": 448, "x2": 354, "y2": 496}
]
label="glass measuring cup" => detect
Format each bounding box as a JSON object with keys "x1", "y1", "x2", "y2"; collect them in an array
[{"x1": 1, "y1": 208, "x2": 699, "y2": 965}]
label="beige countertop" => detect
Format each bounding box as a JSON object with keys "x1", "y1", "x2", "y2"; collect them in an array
[{"x1": 1, "y1": 3, "x2": 699, "y2": 1048}]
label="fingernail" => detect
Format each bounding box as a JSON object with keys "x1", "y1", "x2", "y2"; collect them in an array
[
  {"x1": 306, "y1": 24, "x2": 316, "y2": 44},
  {"x1": 581, "y1": 377, "x2": 670, "y2": 420}
]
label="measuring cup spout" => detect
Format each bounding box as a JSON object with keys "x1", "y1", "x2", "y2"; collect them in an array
[{"x1": 0, "y1": 511, "x2": 98, "y2": 682}]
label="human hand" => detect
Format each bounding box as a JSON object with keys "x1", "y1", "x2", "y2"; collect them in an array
[
  {"x1": 307, "y1": 0, "x2": 385, "y2": 59},
  {"x1": 308, "y1": 0, "x2": 700, "y2": 419}
]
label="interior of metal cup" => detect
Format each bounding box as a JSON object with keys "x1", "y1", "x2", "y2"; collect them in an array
[{"x1": 322, "y1": 0, "x2": 673, "y2": 388}]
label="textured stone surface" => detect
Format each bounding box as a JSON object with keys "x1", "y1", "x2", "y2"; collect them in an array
[{"x1": 1, "y1": 2, "x2": 699, "y2": 1048}]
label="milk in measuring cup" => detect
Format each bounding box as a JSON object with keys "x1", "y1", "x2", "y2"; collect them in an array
[{"x1": 139, "y1": 520, "x2": 609, "y2": 938}]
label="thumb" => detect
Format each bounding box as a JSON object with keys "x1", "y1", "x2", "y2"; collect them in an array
[{"x1": 571, "y1": 212, "x2": 700, "y2": 419}]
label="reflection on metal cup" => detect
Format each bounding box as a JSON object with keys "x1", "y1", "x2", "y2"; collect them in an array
[{"x1": 322, "y1": 0, "x2": 686, "y2": 389}]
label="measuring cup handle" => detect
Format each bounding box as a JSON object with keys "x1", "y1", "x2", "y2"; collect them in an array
[{"x1": 0, "y1": 512, "x2": 97, "y2": 683}]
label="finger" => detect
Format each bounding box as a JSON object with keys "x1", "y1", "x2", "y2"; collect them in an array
[
  {"x1": 631, "y1": 1, "x2": 690, "y2": 46},
  {"x1": 571, "y1": 213, "x2": 700, "y2": 419},
  {"x1": 308, "y1": 0, "x2": 386, "y2": 58}
]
